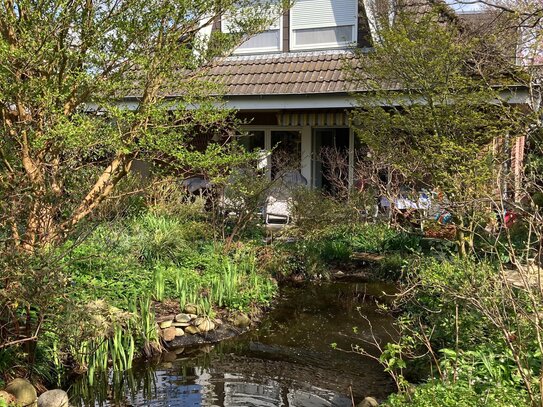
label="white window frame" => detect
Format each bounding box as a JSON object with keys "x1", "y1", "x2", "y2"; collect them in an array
[
  {"x1": 222, "y1": 15, "x2": 282, "y2": 55},
  {"x1": 289, "y1": 0, "x2": 358, "y2": 51},
  {"x1": 242, "y1": 126, "x2": 305, "y2": 180}
]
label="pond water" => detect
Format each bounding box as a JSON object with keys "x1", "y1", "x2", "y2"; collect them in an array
[{"x1": 70, "y1": 281, "x2": 396, "y2": 406}]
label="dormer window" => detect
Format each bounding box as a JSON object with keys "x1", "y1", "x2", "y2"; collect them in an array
[
  {"x1": 234, "y1": 17, "x2": 282, "y2": 54},
  {"x1": 222, "y1": 11, "x2": 282, "y2": 54},
  {"x1": 290, "y1": 0, "x2": 357, "y2": 50}
]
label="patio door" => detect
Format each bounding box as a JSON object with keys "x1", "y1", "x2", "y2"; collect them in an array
[
  {"x1": 270, "y1": 130, "x2": 302, "y2": 180},
  {"x1": 312, "y1": 128, "x2": 350, "y2": 192}
]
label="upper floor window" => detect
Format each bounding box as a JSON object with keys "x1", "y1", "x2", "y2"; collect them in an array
[
  {"x1": 290, "y1": 0, "x2": 357, "y2": 50},
  {"x1": 235, "y1": 18, "x2": 282, "y2": 54},
  {"x1": 222, "y1": 10, "x2": 282, "y2": 54}
]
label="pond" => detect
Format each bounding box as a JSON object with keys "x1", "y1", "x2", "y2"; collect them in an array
[{"x1": 70, "y1": 280, "x2": 396, "y2": 406}]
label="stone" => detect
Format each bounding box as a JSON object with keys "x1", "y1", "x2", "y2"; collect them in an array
[
  {"x1": 357, "y1": 396, "x2": 379, "y2": 407},
  {"x1": 175, "y1": 313, "x2": 191, "y2": 323},
  {"x1": 232, "y1": 312, "x2": 251, "y2": 328},
  {"x1": 193, "y1": 317, "x2": 205, "y2": 326},
  {"x1": 184, "y1": 325, "x2": 199, "y2": 335},
  {"x1": 174, "y1": 347, "x2": 185, "y2": 354},
  {"x1": 0, "y1": 391, "x2": 15, "y2": 405},
  {"x1": 37, "y1": 389, "x2": 69, "y2": 407},
  {"x1": 5, "y1": 378, "x2": 37, "y2": 407},
  {"x1": 175, "y1": 328, "x2": 185, "y2": 337},
  {"x1": 156, "y1": 314, "x2": 175, "y2": 323},
  {"x1": 213, "y1": 318, "x2": 223, "y2": 326},
  {"x1": 162, "y1": 352, "x2": 177, "y2": 363},
  {"x1": 172, "y1": 322, "x2": 190, "y2": 327},
  {"x1": 162, "y1": 326, "x2": 177, "y2": 341},
  {"x1": 187, "y1": 314, "x2": 198, "y2": 320},
  {"x1": 200, "y1": 344, "x2": 213, "y2": 353},
  {"x1": 184, "y1": 304, "x2": 198, "y2": 314},
  {"x1": 197, "y1": 319, "x2": 215, "y2": 333},
  {"x1": 159, "y1": 320, "x2": 172, "y2": 329}
]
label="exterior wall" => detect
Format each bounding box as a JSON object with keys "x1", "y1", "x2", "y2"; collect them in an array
[{"x1": 225, "y1": 0, "x2": 369, "y2": 54}]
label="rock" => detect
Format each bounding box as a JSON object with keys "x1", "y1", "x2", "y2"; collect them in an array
[
  {"x1": 162, "y1": 326, "x2": 177, "y2": 341},
  {"x1": 0, "y1": 391, "x2": 15, "y2": 405},
  {"x1": 175, "y1": 328, "x2": 185, "y2": 337},
  {"x1": 357, "y1": 396, "x2": 379, "y2": 407},
  {"x1": 184, "y1": 304, "x2": 198, "y2": 314},
  {"x1": 193, "y1": 316, "x2": 205, "y2": 326},
  {"x1": 213, "y1": 318, "x2": 223, "y2": 326},
  {"x1": 37, "y1": 389, "x2": 69, "y2": 407},
  {"x1": 162, "y1": 352, "x2": 177, "y2": 363},
  {"x1": 174, "y1": 347, "x2": 185, "y2": 354},
  {"x1": 197, "y1": 319, "x2": 215, "y2": 333},
  {"x1": 175, "y1": 313, "x2": 191, "y2": 323},
  {"x1": 200, "y1": 344, "x2": 213, "y2": 353},
  {"x1": 159, "y1": 320, "x2": 173, "y2": 329},
  {"x1": 232, "y1": 312, "x2": 251, "y2": 328},
  {"x1": 156, "y1": 314, "x2": 175, "y2": 323},
  {"x1": 5, "y1": 378, "x2": 37, "y2": 407},
  {"x1": 187, "y1": 314, "x2": 198, "y2": 320},
  {"x1": 184, "y1": 325, "x2": 199, "y2": 335},
  {"x1": 172, "y1": 322, "x2": 190, "y2": 327}
]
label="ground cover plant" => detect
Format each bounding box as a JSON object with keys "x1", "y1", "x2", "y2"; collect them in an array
[
  {"x1": 0, "y1": 0, "x2": 286, "y2": 392},
  {"x1": 0, "y1": 188, "x2": 278, "y2": 388}
]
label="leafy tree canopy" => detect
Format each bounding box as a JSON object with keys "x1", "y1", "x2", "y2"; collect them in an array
[
  {"x1": 0, "y1": 0, "x2": 286, "y2": 250},
  {"x1": 348, "y1": 8, "x2": 532, "y2": 199}
]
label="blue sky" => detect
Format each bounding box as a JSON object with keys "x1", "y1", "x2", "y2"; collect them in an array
[{"x1": 445, "y1": 0, "x2": 484, "y2": 12}]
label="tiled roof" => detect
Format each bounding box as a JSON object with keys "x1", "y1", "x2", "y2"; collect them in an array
[{"x1": 205, "y1": 50, "x2": 358, "y2": 96}]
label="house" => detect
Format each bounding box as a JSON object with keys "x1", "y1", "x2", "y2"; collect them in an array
[
  {"x1": 202, "y1": 0, "x2": 374, "y2": 191},
  {"x1": 199, "y1": 0, "x2": 534, "y2": 203}
]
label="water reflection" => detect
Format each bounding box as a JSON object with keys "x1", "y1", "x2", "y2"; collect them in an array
[{"x1": 71, "y1": 281, "x2": 396, "y2": 406}]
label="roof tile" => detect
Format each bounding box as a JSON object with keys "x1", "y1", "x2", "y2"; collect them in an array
[{"x1": 204, "y1": 49, "x2": 358, "y2": 95}]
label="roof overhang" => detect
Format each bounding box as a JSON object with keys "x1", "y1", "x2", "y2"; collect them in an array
[
  {"x1": 221, "y1": 92, "x2": 356, "y2": 110},
  {"x1": 87, "y1": 85, "x2": 532, "y2": 112}
]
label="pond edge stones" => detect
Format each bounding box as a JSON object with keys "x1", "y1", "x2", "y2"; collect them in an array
[
  {"x1": 2, "y1": 379, "x2": 70, "y2": 407},
  {"x1": 4, "y1": 378, "x2": 37, "y2": 407},
  {"x1": 37, "y1": 389, "x2": 69, "y2": 407},
  {"x1": 158, "y1": 311, "x2": 220, "y2": 342}
]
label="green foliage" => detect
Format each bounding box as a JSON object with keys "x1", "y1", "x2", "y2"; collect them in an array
[
  {"x1": 350, "y1": 223, "x2": 421, "y2": 254},
  {"x1": 384, "y1": 380, "x2": 529, "y2": 407},
  {"x1": 347, "y1": 7, "x2": 535, "y2": 258},
  {"x1": 399, "y1": 257, "x2": 502, "y2": 350},
  {"x1": 381, "y1": 254, "x2": 542, "y2": 405},
  {"x1": 349, "y1": 10, "x2": 528, "y2": 198},
  {"x1": 65, "y1": 212, "x2": 276, "y2": 312},
  {"x1": 0, "y1": 0, "x2": 287, "y2": 252}
]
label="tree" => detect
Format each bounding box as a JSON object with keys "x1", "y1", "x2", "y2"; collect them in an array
[
  {"x1": 347, "y1": 5, "x2": 534, "y2": 254},
  {"x1": 0, "y1": 0, "x2": 284, "y2": 252}
]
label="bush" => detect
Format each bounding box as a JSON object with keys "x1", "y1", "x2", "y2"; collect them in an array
[
  {"x1": 384, "y1": 380, "x2": 528, "y2": 407},
  {"x1": 381, "y1": 255, "x2": 542, "y2": 405}
]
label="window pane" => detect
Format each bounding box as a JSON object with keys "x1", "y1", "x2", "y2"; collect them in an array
[
  {"x1": 294, "y1": 25, "x2": 353, "y2": 46},
  {"x1": 239, "y1": 131, "x2": 265, "y2": 151},
  {"x1": 271, "y1": 130, "x2": 301, "y2": 179},
  {"x1": 237, "y1": 29, "x2": 280, "y2": 52}
]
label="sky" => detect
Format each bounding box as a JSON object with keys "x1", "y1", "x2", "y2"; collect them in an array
[{"x1": 445, "y1": 0, "x2": 485, "y2": 13}]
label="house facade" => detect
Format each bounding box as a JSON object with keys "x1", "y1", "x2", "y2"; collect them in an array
[
  {"x1": 200, "y1": 2, "x2": 535, "y2": 203},
  {"x1": 205, "y1": 0, "x2": 373, "y2": 190}
]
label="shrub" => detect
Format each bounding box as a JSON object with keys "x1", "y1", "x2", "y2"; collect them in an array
[{"x1": 384, "y1": 380, "x2": 528, "y2": 407}]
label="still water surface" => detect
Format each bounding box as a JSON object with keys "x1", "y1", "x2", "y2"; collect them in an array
[{"x1": 71, "y1": 281, "x2": 396, "y2": 406}]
